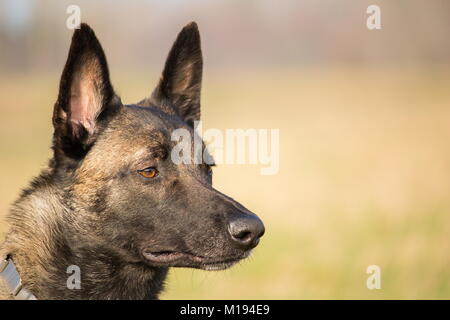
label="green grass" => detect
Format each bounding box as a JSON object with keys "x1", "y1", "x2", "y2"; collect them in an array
[{"x1": 1, "y1": 67, "x2": 450, "y2": 299}]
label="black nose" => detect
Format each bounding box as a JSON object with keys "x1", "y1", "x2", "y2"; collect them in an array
[{"x1": 228, "y1": 214, "x2": 265, "y2": 250}]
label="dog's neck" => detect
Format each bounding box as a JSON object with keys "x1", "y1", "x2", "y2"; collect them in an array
[{"x1": 1, "y1": 169, "x2": 168, "y2": 300}]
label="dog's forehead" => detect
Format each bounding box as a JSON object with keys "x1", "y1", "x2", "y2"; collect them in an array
[
  {"x1": 104, "y1": 104, "x2": 195, "y2": 149},
  {"x1": 83, "y1": 104, "x2": 208, "y2": 174},
  {"x1": 125, "y1": 104, "x2": 177, "y2": 128}
]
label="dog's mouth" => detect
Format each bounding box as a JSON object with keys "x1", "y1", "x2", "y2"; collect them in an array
[{"x1": 141, "y1": 249, "x2": 250, "y2": 270}]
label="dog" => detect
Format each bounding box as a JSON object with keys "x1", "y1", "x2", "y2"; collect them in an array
[{"x1": 0, "y1": 22, "x2": 264, "y2": 300}]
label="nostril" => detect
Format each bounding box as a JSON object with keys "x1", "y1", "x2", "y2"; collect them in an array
[
  {"x1": 228, "y1": 215, "x2": 264, "y2": 250},
  {"x1": 232, "y1": 230, "x2": 252, "y2": 242},
  {"x1": 227, "y1": 211, "x2": 264, "y2": 249}
]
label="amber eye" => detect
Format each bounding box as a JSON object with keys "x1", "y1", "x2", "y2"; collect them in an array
[{"x1": 138, "y1": 167, "x2": 158, "y2": 178}]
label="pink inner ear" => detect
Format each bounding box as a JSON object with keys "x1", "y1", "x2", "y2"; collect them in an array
[{"x1": 69, "y1": 61, "x2": 102, "y2": 138}]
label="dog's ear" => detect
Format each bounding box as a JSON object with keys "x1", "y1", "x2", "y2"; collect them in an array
[
  {"x1": 147, "y1": 22, "x2": 203, "y2": 126},
  {"x1": 53, "y1": 23, "x2": 119, "y2": 160}
]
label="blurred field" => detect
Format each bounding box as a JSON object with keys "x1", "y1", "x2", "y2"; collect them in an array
[{"x1": 1, "y1": 67, "x2": 450, "y2": 299}]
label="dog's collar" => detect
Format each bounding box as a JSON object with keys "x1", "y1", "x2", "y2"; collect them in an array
[{"x1": 0, "y1": 256, "x2": 37, "y2": 300}]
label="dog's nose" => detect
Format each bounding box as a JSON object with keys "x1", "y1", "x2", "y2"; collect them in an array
[{"x1": 228, "y1": 214, "x2": 265, "y2": 250}]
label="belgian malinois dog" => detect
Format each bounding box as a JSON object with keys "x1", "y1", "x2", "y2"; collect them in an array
[{"x1": 0, "y1": 22, "x2": 264, "y2": 300}]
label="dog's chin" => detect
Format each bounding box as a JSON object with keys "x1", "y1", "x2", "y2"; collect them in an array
[{"x1": 141, "y1": 249, "x2": 250, "y2": 270}]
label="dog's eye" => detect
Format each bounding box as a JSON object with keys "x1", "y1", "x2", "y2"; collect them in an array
[{"x1": 138, "y1": 167, "x2": 158, "y2": 178}]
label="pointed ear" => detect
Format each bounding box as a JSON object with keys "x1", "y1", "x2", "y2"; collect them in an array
[
  {"x1": 53, "y1": 23, "x2": 119, "y2": 159},
  {"x1": 148, "y1": 22, "x2": 203, "y2": 126}
]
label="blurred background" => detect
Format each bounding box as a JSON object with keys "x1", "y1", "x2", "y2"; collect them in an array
[{"x1": 1, "y1": 0, "x2": 450, "y2": 299}]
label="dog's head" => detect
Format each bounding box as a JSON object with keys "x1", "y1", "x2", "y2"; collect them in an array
[{"x1": 52, "y1": 23, "x2": 264, "y2": 270}]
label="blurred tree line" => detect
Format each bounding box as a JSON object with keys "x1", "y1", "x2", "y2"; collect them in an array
[{"x1": 1, "y1": 0, "x2": 450, "y2": 74}]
